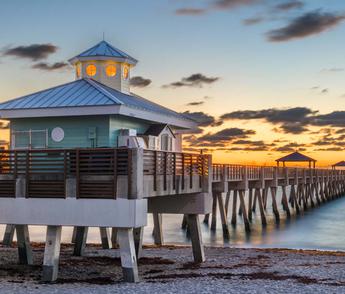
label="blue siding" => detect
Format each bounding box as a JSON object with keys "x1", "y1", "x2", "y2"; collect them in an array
[
  {"x1": 11, "y1": 116, "x2": 110, "y2": 148},
  {"x1": 109, "y1": 115, "x2": 150, "y2": 146}
]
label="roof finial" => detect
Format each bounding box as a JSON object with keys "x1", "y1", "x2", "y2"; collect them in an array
[{"x1": 102, "y1": 32, "x2": 105, "y2": 41}]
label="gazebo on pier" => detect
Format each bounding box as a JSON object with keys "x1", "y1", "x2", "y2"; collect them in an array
[
  {"x1": 332, "y1": 161, "x2": 345, "y2": 170},
  {"x1": 276, "y1": 151, "x2": 316, "y2": 168}
]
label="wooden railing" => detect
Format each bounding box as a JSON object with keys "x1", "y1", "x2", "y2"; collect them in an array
[
  {"x1": 212, "y1": 164, "x2": 345, "y2": 182},
  {"x1": 0, "y1": 148, "x2": 210, "y2": 198},
  {"x1": 0, "y1": 148, "x2": 131, "y2": 199},
  {"x1": 143, "y1": 149, "x2": 209, "y2": 191}
]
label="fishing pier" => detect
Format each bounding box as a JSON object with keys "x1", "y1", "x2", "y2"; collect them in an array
[{"x1": 0, "y1": 148, "x2": 344, "y2": 282}]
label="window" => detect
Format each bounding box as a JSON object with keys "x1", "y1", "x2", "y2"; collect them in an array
[
  {"x1": 161, "y1": 134, "x2": 170, "y2": 151},
  {"x1": 106, "y1": 64, "x2": 117, "y2": 77},
  {"x1": 76, "y1": 63, "x2": 81, "y2": 78},
  {"x1": 86, "y1": 64, "x2": 97, "y2": 77},
  {"x1": 123, "y1": 65, "x2": 129, "y2": 80},
  {"x1": 12, "y1": 129, "x2": 48, "y2": 149}
]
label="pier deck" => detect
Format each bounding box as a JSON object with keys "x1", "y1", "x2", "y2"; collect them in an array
[{"x1": 0, "y1": 148, "x2": 344, "y2": 282}]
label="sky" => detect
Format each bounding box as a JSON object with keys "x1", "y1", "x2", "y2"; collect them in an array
[{"x1": 0, "y1": 0, "x2": 345, "y2": 166}]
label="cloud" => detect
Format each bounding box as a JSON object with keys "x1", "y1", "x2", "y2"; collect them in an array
[
  {"x1": 267, "y1": 11, "x2": 345, "y2": 42},
  {"x1": 273, "y1": 142, "x2": 306, "y2": 152},
  {"x1": 321, "y1": 88, "x2": 329, "y2": 94},
  {"x1": 213, "y1": 0, "x2": 261, "y2": 10},
  {"x1": 199, "y1": 128, "x2": 256, "y2": 143},
  {"x1": 2, "y1": 43, "x2": 58, "y2": 61},
  {"x1": 182, "y1": 111, "x2": 220, "y2": 127},
  {"x1": 274, "y1": 1, "x2": 304, "y2": 11},
  {"x1": 243, "y1": 17, "x2": 264, "y2": 25},
  {"x1": 279, "y1": 123, "x2": 309, "y2": 134},
  {"x1": 314, "y1": 147, "x2": 343, "y2": 151},
  {"x1": 186, "y1": 101, "x2": 205, "y2": 106},
  {"x1": 130, "y1": 76, "x2": 152, "y2": 88},
  {"x1": 163, "y1": 73, "x2": 219, "y2": 88},
  {"x1": 311, "y1": 111, "x2": 345, "y2": 127},
  {"x1": 220, "y1": 107, "x2": 317, "y2": 134},
  {"x1": 321, "y1": 68, "x2": 344, "y2": 73},
  {"x1": 32, "y1": 62, "x2": 69, "y2": 71},
  {"x1": 175, "y1": 8, "x2": 206, "y2": 15}
]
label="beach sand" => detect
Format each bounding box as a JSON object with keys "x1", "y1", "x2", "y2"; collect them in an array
[{"x1": 0, "y1": 243, "x2": 345, "y2": 293}]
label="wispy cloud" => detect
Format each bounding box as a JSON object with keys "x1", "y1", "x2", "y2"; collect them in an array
[
  {"x1": 2, "y1": 43, "x2": 58, "y2": 61},
  {"x1": 163, "y1": 73, "x2": 219, "y2": 88},
  {"x1": 243, "y1": 16, "x2": 264, "y2": 25},
  {"x1": 130, "y1": 76, "x2": 152, "y2": 88},
  {"x1": 175, "y1": 8, "x2": 206, "y2": 16},
  {"x1": 267, "y1": 11, "x2": 345, "y2": 42},
  {"x1": 186, "y1": 101, "x2": 205, "y2": 106},
  {"x1": 32, "y1": 62, "x2": 69, "y2": 71},
  {"x1": 274, "y1": 1, "x2": 304, "y2": 12}
]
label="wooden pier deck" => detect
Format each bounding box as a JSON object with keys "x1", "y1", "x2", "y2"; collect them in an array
[{"x1": 0, "y1": 148, "x2": 344, "y2": 283}]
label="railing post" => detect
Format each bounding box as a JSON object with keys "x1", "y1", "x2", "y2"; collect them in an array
[
  {"x1": 202, "y1": 154, "x2": 212, "y2": 194},
  {"x1": 128, "y1": 148, "x2": 144, "y2": 199}
]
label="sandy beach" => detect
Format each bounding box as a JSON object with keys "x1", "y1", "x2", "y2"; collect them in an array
[{"x1": 0, "y1": 243, "x2": 345, "y2": 293}]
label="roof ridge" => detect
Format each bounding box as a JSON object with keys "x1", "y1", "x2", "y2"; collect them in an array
[{"x1": 84, "y1": 79, "x2": 123, "y2": 105}]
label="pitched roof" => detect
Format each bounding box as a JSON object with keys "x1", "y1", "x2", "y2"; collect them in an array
[
  {"x1": 333, "y1": 160, "x2": 345, "y2": 167},
  {"x1": 0, "y1": 78, "x2": 192, "y2": 125},
  {"x1": 276, "y1": 151, "x2": 316, "y2": 162},
  {"x1": 144, "y1": 124, "x2": 175, "y2": 137},
  {"x1": 70, "y1": 41, "x2": 137, "y2": 64}
]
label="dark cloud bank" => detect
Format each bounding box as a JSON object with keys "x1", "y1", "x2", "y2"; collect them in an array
[
  {"x1": 130, "y1": 76, "x2": 152, "y2": 88},
  {"x1": 163, "y1": 74, "x2": 219, "y2": 88}
]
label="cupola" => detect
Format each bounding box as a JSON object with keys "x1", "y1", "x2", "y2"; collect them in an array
[{"x1": 69, "y1": 41, "x2": 137, "y2": 94}]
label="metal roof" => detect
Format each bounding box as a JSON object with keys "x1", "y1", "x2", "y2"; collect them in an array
[
  {"x1": 333, "y1": 160, "x2": 345, "y2": 167},
  {"x1": 0, "y1": 78, "x2": 190, "y2": 122},
  {"x1": 276, "y1": 151, "x2": 316, "y2": 162},
  {"x1": 70, "y1": 41, "x2": 137, "y2": 64}
]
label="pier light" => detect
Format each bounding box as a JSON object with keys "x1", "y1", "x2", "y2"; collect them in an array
[
  {"x1": 86, "y1": 64, "x2": 97, "y2": 77},
  {"x1": 106, "y1": 64, "x2": 117, "y2": 77},
  {"x1": 123, "y1": 65, "x2": 129, "y2": 80}
]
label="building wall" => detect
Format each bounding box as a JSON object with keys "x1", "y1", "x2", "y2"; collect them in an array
[
  {"x1": 109, "y1": 115, "x2": 150, "y2": 147},
  {"x1": 10, "y1": 116, "x2": 110, "y2": 149}
]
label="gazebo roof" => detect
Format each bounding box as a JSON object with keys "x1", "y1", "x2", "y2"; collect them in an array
[
  {"x1": 333, "y1": 160, "x2": 345, "y2": 167},
  {"x1": 276, "y1": 151, "x2": 316, "y2": 162}
]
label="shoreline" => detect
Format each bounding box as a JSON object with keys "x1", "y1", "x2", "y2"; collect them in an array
[{"x1": 0, "y1": 243, "x2": 345, "y2": 293}]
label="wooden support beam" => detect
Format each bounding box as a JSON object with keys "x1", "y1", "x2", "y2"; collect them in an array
[
  {"x1": 73, "y1": 226, "x2": 88, "y2": 256},
  {"x1": 181, "y1": 214, "x2": 188, "y2": 229},
  {"x1": 239, "y1": 190, "x2": 250, "y2": 232},
  {"x1": 71, "y1": 227, "x2": 77, "y2": 244},
  {"x1": 248, "y1": 189, "x2": 253, "y2": 221},
  {"x1": 187, "y1": 214, "x2": 205, "y2": 263},
  {"x1": 16, "y1": 225, "x2": 33, "y2": 265},
  {"x1": 111, "y1": 228, "x2": 118, "y2": 248},
  {"x1": 270, "y1": 187, "x2": 280, "y2": 223},
  {"x1": 203, "y1": 213, "x2": 210, "y2": 225},
  {"x1": 153, "y1": 213, "x2": 164, "y2": 245},
  {"x1": 252, "y1": 190, "x2": 257, "y2": 212},
  {"x1": 217, "y1": 193, "x2": 230, "y2": 239},
  {"x1": 211, "y1": 194, "x2": 218, "y2": 231},
  {"x1": 281, "y1": 186, "x2": 291, "y2": 218},
  {"x1": 231, "y1": 190, "x2": 238, "y2": 225},
  {"x1": 42, "y1": 226, "x2": 62, "y2": 282},
  {"x1": 225, "y1": 192, "x2": 231, "y2": 217},
  {"x1": 256, "y1": 189, "x2": 267, "y2": 226},
  {"x1": 2, "y1": 224, "x2": 15, "y2": 246},
  {"x1": 118, "y1": 228, "x2": 139, "y2": 283},
  {"x1": 291, "y1": 185, "x2": 300, "y2": 214},
  {"x1": 133, "y1": 227, "x2": 144, "y2": 259},
  {"x1": 99, "y1": 227, "x2": 112, "y2": 249}
]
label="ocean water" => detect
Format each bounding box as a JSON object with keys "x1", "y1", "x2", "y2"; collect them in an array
[{"x1": 2, "y1": 190, "x2": 345, "y2": 251}]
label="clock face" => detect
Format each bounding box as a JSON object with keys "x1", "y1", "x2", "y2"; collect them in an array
[
  {"x1": 86, "y1": 64, "x2": 97, "y2": 77},
  {"x1": 123, "y1": 65, "x2": 129, "y2": 80},
  {"x1": 106, "y1": 64, "x2": 117, "y2": 77},
  {"x1": 51, "y1": 127, "x2": 64, "y2": 142}
]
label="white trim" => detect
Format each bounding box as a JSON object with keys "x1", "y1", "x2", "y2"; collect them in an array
[
  {"x1": 0, "y1": 105, "x2": 196, "y2": 129},
  {"x1": 0, "y1": 198, "x2": 147, "y2": 227}
]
